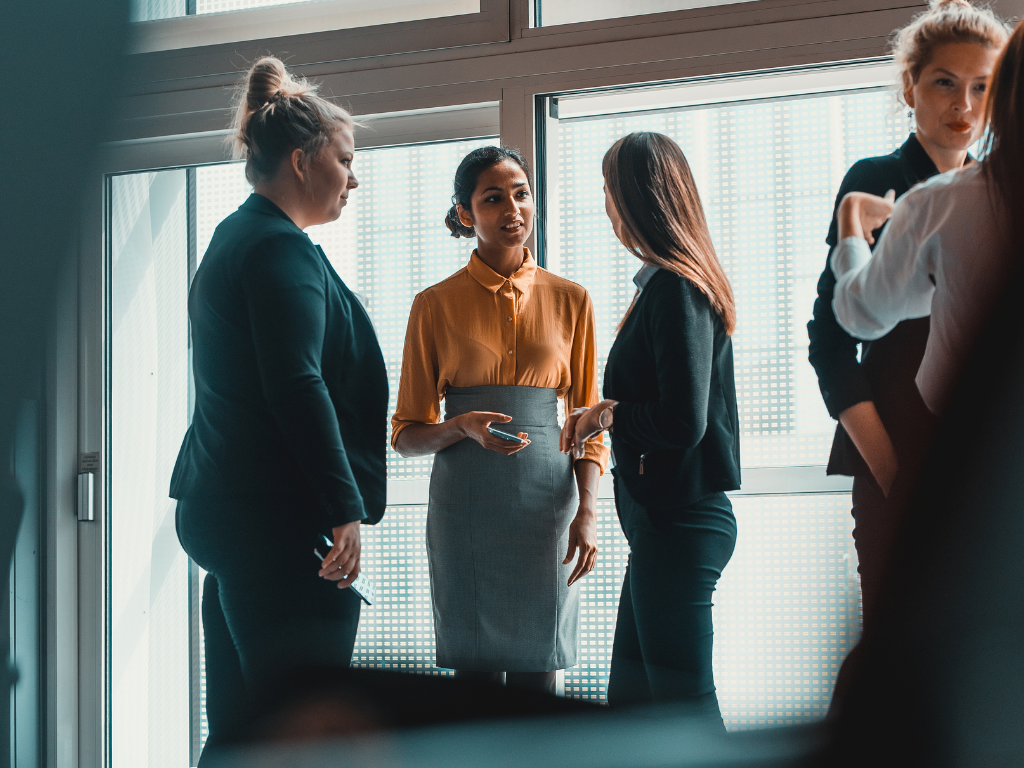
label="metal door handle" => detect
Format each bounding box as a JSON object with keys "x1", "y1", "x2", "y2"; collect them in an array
[{"x1": 77, "y1": 472, "x2": 95, "y2": 522}]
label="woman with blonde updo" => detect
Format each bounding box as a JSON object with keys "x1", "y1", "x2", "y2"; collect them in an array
[
  {"x1": 806, "y1": 0, "x2": 1010, "y2": 712},
  {"x1": 170, "y1": 57, "x2": 387, "y2": 761}
]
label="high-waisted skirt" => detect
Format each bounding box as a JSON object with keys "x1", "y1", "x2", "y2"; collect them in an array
[{"x1": 427, "y1": 385, "x2": 579, "y2": 672}]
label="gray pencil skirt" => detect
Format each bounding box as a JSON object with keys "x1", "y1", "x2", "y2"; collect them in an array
[{"x1": 427, "y1": 385, "x2": 580, "y2": 672}]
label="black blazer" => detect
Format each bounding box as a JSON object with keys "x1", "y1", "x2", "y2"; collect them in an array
[
  {"x1": 170, "y1": 194, "x2": 389, "y2": 526},
  {"x1": 807, "y1": 134, "x2": 939, "y2": 476},
  {"x1": 604, "y1": 268, "x2": 740, "y2": 509}
]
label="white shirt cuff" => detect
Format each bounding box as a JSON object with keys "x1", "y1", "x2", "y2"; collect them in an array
[{"x1": 830, "y1": 236, "x2": 872, "y2": 279}]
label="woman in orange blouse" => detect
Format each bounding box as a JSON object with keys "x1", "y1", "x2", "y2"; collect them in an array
[{"x1": 392, "y1": 146, "x2": 608, "y2": 693}]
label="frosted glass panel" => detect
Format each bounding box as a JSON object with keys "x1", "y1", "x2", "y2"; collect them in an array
[
  {"x1": 547, "y1": 87, "x2": 912, "y2": 467},
  {"x1": 110, "y1": 169, "x2": 192, "y2": 768},
  {"x1": 110, "y1": 137, "x2": 498, "y2": 763},
  {"x1": 537, "y1": 0, "x2": 744, "y2": 27}
]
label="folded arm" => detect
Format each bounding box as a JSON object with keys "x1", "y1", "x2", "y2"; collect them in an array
[{"x1": 831, "y1": 192, "x2": 935, "y2": 341}]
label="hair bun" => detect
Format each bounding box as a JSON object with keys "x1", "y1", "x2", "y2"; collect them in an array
[
  {"x1": 231, "y1": 56, "x2": 355, "y2": 186},
  {"x1": 245, "y1": 57, "x2": 288, "y2": 112},
  {"x1": 445, "y1": 204, "x2": 475, "y2": 239},
  {"x1": 931, "y1": 0, "x2": 972, "y2": 8},
  {"x1": 244, "y1": 56, "x2": 312, "y2": 113}
]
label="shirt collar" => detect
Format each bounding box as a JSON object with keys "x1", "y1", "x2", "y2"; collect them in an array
[
  {"x1": 467, "y1": 248, "x2": 537, "y2": 294},
  {"x1": 242, "y1": 193, "x2": 299, "y2": 226},
  {"x1": 902, "y1": 133, "x2": 941, "y2": 185},
  {"x1": 633, "y1": 263, "x2": 659, "y2": 293}
]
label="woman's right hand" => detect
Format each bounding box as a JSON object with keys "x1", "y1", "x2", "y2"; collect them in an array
[{"x1": 456, "y1": 411, "x2": 531, "y2": 455}]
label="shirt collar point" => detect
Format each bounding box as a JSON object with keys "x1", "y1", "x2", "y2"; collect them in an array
[{"x1": 468, "y1": 248, "x2": 536, "y2": 293}]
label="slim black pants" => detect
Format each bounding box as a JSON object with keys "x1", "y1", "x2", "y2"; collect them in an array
[
  {"x1": 849, "y1": 473, "x2": 890, "y2": 625},
  {"x1": 176, "y1": 498, "x2": 361, "y2": 764},
  {"x1": 607, "y1": 479, "x2": 736, "y2": 727}
]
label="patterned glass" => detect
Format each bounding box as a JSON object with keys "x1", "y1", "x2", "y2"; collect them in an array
[
  {"x1": 537, "y1": 0, "x2": 745, "y2": 27},
  {"x1": 547, "y1": 88, "x2": 912, "y2": 467},
  {"x1": 108, "y1": 82, "x2": 914, "y2": 766},
  {"x1": 352, "y1": 492, "x2": 860, "y2": 727}
]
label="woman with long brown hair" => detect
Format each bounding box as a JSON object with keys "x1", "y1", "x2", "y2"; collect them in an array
[{"x1": 562, "y1": 132, "x2": 740, "y2": 724}]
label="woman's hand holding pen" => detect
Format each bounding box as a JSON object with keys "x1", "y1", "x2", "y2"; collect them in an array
[
  {"x1": 838, "y1": 189, "x2": 896, "y2": 244},
  {"x1": 457, "y1": 411, "x2": 531, "y2": 455},
  {"x1": 319, "y1": 520, "x2": 361, "y2": 589}
]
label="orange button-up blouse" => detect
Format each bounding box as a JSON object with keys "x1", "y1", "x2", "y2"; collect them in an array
[{"x1": 391, "y1": 249, "x2": 609, "y2": 473}]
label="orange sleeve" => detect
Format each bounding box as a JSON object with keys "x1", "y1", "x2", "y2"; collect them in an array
[
  {"x1": 391, "y1": 292, "x2": 442, "y2": 450},
  {"x1": 567, "y1": 291, "x2": 610, "y2": 474}
]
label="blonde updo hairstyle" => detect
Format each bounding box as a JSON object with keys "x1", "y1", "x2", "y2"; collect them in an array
[
  {"x1": 892, "y1": 0, "x2": 1011, "y2": 100},
  {"x1": 232, "y1": 56, "x2": 355, "y2": 186}
]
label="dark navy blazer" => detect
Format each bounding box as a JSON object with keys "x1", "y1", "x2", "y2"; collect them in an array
[
  {"x1": 604, "y1": 268, "x2": 741, "y2": 509},
  {"x1": 170, "y1": 194, "x2": 388, "y2": 526},
  {"x1": 807, "y1": 134, "x2": 939, "y2": 476}
]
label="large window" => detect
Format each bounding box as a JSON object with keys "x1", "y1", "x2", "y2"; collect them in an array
[
  {"x1": 538, "y1": 62, "x2": 910, "y2": 719},
  {"x1": 109, "y1": 137, "x2": 493, "y2": 767},
  {"x1": 536, "y1": 0, "x2": 744, "y2": 27},
  {"x1": 543, "y1": 63, "x2": 908, "y2": 468},
  {"x1": 109, "y1": 169, "x2": 192, "y2": 768},
  {"x1": 107, "y1": 58, "x2": 923, "y2": 767}
]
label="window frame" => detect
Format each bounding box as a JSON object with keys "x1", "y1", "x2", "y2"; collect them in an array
[{"x1": 130, "y1": 0, "x2": 511, "y2": 56}]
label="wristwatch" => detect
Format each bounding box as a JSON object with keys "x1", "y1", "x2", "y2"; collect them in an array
[{"x1": 598, "y1": 401, "x2": 617, "y2": 430}]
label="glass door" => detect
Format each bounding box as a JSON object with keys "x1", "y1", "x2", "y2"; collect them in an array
[{"x1": 107, "y1": 136, "x2": 493, "y2": 766}]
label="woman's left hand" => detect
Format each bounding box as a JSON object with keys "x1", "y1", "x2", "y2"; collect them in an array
[
  {"x1": 560, "y1": 407, "x2": 590, "y2": 454},
  {"x1": 838, "y1": 189, "x2": 896, "y2": 243},
  {"x1": 319, "y1": 520, "x2": 361, "y2": 588},
  {"x1": 564, "y1": 506, "x2": 598, "y2": 586},
  {"x1": 566, "y1": 402, "x2": 613, "y2": 459}
]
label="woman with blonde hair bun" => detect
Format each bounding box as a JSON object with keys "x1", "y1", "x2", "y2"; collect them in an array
[
  {"x1": 807, "y1": 0, "x2": 1009, "y2": 706},
  {"x1": 170, "y1": 57, "x2": 387, "y2": 762}
]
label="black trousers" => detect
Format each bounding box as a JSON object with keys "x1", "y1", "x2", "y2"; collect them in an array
[
  {"x1": 849, "y1": 474, "x2": 891, "y2": 626},
  {"x1": 176, "y1": 497, "x2": 361, "y2": 763},
  {"x1": 607, "y1": 479, "x2": 736, "y2": 727}
]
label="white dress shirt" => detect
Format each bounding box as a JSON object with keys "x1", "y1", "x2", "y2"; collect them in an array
[
  {"x1": 633, "y1": 262, "x2": 659, "y2": 294},
  {"x1": 831, "y1": 162, "x2": 1007, "y2": 414}
]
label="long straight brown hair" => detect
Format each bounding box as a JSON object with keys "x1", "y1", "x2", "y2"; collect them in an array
[
  {"x1": 603, "y1": 132, "x2": 736, "y2": 335},
  {"x1": 984, "y1": 19, "x2": 1024, "y2": 258}
]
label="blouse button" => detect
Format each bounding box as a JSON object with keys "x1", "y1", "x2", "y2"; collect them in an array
[
  {"x1": 507, "y1": 350, "x2": 513, "y2": 355},
  {"x1": 507, "y1": 316, "x2": 513, "y2": 322}
]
